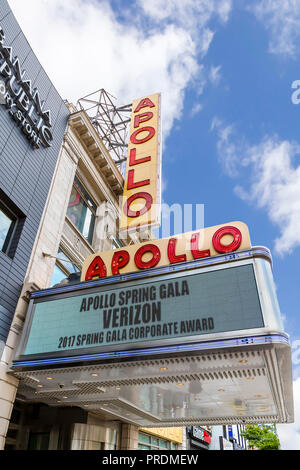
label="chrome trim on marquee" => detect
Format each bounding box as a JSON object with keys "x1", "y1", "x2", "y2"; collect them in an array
[
  {"x1": 11, "y1": 333, "x2": 288, "y2": 368},
  {"x1": 29, "y1": 246, "x2": 272, "y2": 299}
]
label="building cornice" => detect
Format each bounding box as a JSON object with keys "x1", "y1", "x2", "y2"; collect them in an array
[{"x1": 67, "y1": 105, "x2": 124, "y2": 198}]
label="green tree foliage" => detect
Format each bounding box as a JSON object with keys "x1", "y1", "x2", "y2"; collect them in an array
[{"x1": 241, "y1": 425, "x2": 280, "y2": 450}]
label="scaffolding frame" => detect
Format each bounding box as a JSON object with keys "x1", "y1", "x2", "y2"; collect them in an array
[{"x1": 77, "y1": 89, "x2": 132, "y2": 170}]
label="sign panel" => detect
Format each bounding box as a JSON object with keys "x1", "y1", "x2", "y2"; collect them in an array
[
  {"x1": 191, "y1": 426, "x2": 211, "y2": 445},
  {"x1": 81, "y1": 221, "x2": 251, "y2": 281},
  {"x1": 139, "y1": 427, "x2": 183, "y2": 444},
  {"x1": 0, "y1": 23, "x2": 53, "y2": 149},
  {"x1": 120, "y1": 93, "x2": 161, "y2": 233},
  {"x1": 20, "y1": 263, "x2": 263, "y2": 359}
]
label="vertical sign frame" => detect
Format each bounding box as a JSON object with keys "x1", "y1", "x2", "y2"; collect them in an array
[{"x1": 120, "y1": 93, "x2": 161, "y2": 233}]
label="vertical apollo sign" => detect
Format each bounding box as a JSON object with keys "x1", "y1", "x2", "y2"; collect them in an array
[{"x1": 120, "y1": 93, "x2": 161, "y2": 233}]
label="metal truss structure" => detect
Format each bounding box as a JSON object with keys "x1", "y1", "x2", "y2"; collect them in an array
[{"x1": 77, "y1": 89, "x2": 132, "y2": 172}]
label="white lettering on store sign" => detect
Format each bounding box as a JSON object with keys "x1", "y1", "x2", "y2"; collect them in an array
[{"x1": 0, "y1": 25, "x2": 53, "y2": 149}]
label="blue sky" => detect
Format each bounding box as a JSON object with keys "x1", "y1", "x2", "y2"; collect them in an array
[{"x1": 8, "y1": 0, "x2": 300, "y2": 449}]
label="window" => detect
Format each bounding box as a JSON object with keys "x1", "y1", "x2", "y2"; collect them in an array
[
  {"x1": 0, "y1": 201, "x2": 17, "y2": 255},
  {"x1": 66, "y1": 176, "x2": 97, "y2": 244},
  {"x1": 138, "y1": 432, "x2": 177, "y2": 450},
  {"x1": 0, "y1": 191, "x2": 25, "y2": 259},
  {"x1": 50, "y1": 248, "x2": 80, "y2": 287},
  {"x1": 112, "y1": 236, "x2": 123, "y2": 249}
]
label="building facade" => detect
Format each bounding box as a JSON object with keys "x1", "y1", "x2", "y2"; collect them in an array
[
  {"x1": 0, "y1": 4, "x2": 183, "y2": 451},
  {"x1": 0, "y1": 0, "x2": 69, "y2": 352},
  {"x1": 0, "y1": 0, "x2": 294, "y2": 452},
  {"x1": 1, "y1": 97, "x2": 159, "y2": 449},
  {"x1": 0, "y1": 0, "x2": 69, "y2": 449},
  {"x1": 186, "y1": 425, "x2": 247, "y2": 451},
  {"x1": 209, "y1": 425, "x2": 247, "y2": 450}
]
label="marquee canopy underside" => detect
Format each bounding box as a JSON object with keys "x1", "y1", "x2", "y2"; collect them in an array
[{"x1": 11, "y1": 337, "x2": 293, "y2": 427}]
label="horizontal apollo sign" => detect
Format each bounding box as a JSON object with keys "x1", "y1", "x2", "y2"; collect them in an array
[
  {"x1": 120, "y1": 93, "x2": 161, "y2": 233},
  {"x1": 81, "y1": 221, "x2": 251, "y2": 281},
  {"x1": 15, "y1": 259, "x2": 264, "y2": 360}
]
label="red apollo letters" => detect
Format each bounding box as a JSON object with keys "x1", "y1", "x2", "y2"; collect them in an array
[
  {"x1": 123, "y1": 97, "x2": 156, "y2": 218},
  {"x1": 85, "y1": 225, "x2": 242, "y2": 281}
]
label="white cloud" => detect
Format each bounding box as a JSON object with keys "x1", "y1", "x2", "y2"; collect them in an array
[
  {"x1": 212, "y1": 118, "x2": 300, "y2": 255},
  {"x1": 250, "y1": 0, "x2": 300, "y2": 57},
  {"x1": 277, "y1": 378, "x2": 300, "y2": 449},
  {"x1": 209, "y1": 65, "x2": 222, "y2": 85},
  {"x1": 8, "y1": 0, "x2": 232, "y2": 140},
  {"x1": 139, "y1": 0, "x2": 232, "y2": 31},
  {"x1": 190, "y1": 102, "x2": 203, "y2": 117},
  {"x1": 210, "y1": 117, "x2": 242, "y2": 177}
]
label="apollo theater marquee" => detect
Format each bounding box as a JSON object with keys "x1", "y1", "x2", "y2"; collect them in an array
[{"x1": 11, "y1": 94, "x2": 294, "y2": 428}]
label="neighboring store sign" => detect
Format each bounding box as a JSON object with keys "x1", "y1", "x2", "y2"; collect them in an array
[
  {"x1": 120, "y1": 93, "x2": 161, "y2": 233},
  {"x1": 0, "y1": 25, "x2": 53, "y2": 148},
  {"x1": 81, "y1": 221, "x2": 251, "y2": 281},
  {"x1": 16, "y1": 260, "x2": 263, "y2": 360},
  {"x1": 191, "y1": 427, "x2": 211, "y2": 445},
  {"x1": 139, "y1": 427, "x2": 183, "y2": 444}
]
